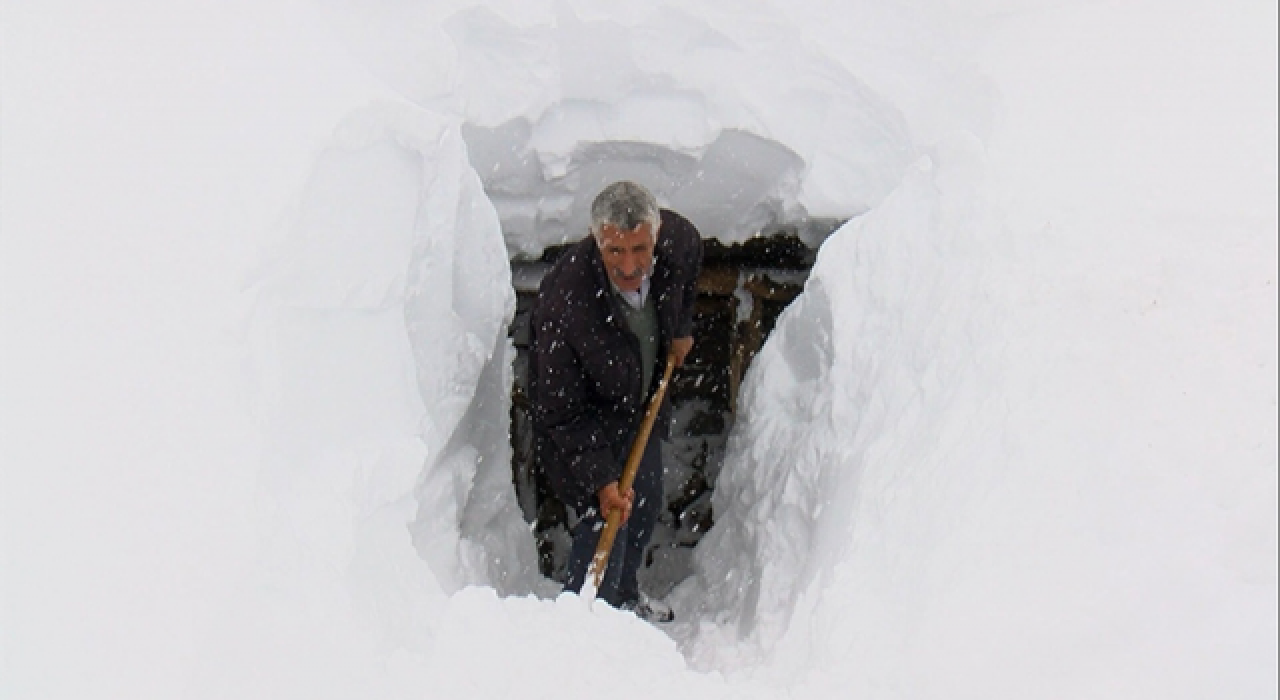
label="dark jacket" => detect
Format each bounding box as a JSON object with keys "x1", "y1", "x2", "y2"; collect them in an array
[{"x1": 529, "y1": 209, "x2": 702, "y2": 509}]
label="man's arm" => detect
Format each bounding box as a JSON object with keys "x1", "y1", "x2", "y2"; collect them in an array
[
  {"x1": 671, "y1": 213, "x2": 703, "y2": 365},
  {"x1": 530, "y1": 301, "x2": 623, "y2": 500}
]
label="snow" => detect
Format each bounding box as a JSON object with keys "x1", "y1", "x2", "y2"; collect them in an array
[
  {"x1": 2, "y1": 1, "x2": 1275, "y2": 699},
  {"x1": 437, "y1": 3, "x2": 913, "y2": 254}
]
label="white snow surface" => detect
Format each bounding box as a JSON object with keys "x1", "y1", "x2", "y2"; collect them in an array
[
  {"x1": 338, "y1": 1, "x2": 915, "y2": 253},
  {"x1": 2, "y1": 1, "x2": 1275, "y2": 699}
]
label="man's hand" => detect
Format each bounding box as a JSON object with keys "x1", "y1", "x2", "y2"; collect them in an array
[
  {"x1": 671, "y1": 336, "x2": 694, "y2": 367},
  {"x1": 597, "y1": 481, "x2": 634, "y2": 524}
]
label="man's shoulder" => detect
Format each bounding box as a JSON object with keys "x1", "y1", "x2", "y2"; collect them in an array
[
  {"x1": 535, "y1": 237, "x2": 600, "y2": 315},
  {"x1": 660, "y1": 209, "x2": 700, "y2": 240},
  {"x1": 543, "y1": 237, "x2": 597, "y2": 283},
  {"x1": 658, "y1": 209, "x2": 702, "y2": 266}
]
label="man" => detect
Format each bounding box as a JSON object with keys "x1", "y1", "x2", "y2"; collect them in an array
[{"x1": 528, "y1": 181, "x2": 702, "y2": 621}]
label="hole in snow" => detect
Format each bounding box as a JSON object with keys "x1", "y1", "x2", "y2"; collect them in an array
[
  {"x1": 461, "y1": 122, "x2": 848, "y2": 600},
  {"x1": 249, "y1": 2, "x2": 950, "y2": 686},
  {"x1": 508, "y1": 222, "x2": 844, "y2": 597},
  {"x1": 359, "y1": 2, "x2": 916, "y2": 671}
]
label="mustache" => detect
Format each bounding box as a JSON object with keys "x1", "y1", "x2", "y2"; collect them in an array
[{"x1": 610, "y1": 263, "x2": 652, "y2": 279}]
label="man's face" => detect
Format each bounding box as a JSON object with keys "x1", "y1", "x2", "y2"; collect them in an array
[{"x1": 597, "y1": 221, "x2": 655, "y2": 293}]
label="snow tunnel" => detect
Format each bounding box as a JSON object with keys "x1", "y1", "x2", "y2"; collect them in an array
[
  {"x1": 17, "y1": 1, "x2": 1274, "y2": 695},
  {"x1": 249, "y1": 2, "x2": 924, "y2": 675},
  {"x1": 466, "y1": 123, "x2": 849, "y2": 591},
  {"x1": 437, "y1": 5, "x2": 916, "y2": 618}
]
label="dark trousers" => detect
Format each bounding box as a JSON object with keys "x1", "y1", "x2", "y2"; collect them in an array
[{"x1": 562, "y1": 432, "x2": 663, "y2": 607}]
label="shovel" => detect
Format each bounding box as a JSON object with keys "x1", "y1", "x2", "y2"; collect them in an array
[{"x1": 584, "y1": 349, "x2": 678, "y2": 596}]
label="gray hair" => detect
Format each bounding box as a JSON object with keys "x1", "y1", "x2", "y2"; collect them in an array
[{"x1": 589, "y1": 181, "x2": 661, "y2": 241}]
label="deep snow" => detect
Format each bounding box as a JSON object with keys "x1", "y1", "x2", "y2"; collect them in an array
[{"x1": 2, "y1": 1, "x2": 1275, "y2": 699}]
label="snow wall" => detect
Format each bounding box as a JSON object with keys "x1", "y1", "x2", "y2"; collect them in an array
[{"x1": 4, "y1": 0, "x2": 1274, "y2": 699}]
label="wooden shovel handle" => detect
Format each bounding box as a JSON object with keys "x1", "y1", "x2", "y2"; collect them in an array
[{"x1": 587, "y1": 350, "x2": 678, "y2": 590}]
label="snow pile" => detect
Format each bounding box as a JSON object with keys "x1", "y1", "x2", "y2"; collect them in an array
[
  {"x1": 672, "y1": 139, "x2": 1005, "y2": 673},
  {"x1": 408, "y1": 4, "x2": 912, "y2": 253},
  {"x1": 3, "y1": 0, "x2": 1275, "y2": 698},
  {"x1": 670, "y1": 3, "x2": 1278, "y2": 696},
  {"x1": 408, "y1": 588, "x2": 750, "y2": 700},
  {"x1": 194, "y1": 102, "x2": 549, "y2": 694},
  {"x1": 0, "y1": 3, "x2": 400, "y2": 697}
]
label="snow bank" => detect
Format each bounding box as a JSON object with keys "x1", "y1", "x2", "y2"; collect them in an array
[
  {"x1": 5, "y1": 0, "x2": 1274, "y2": 698},
  {"x1": 669, "y1": 3, "x2": 1278, "y2": 697},
  {"x1": 351, "y1": 2, "x2": 914, "y2": 253},
  {"x1": 408, "y1": 588, "x2": 751, "y2": 700},
  {"x1": 671, "y1": 140, "x2": 1006, "y2": 673},
  {"x1": 195, "y1": 102, "x2": 548, "y2": 694},
  {"x1": 1, "y1": 2, "x2": 401, "y2": 697}
]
